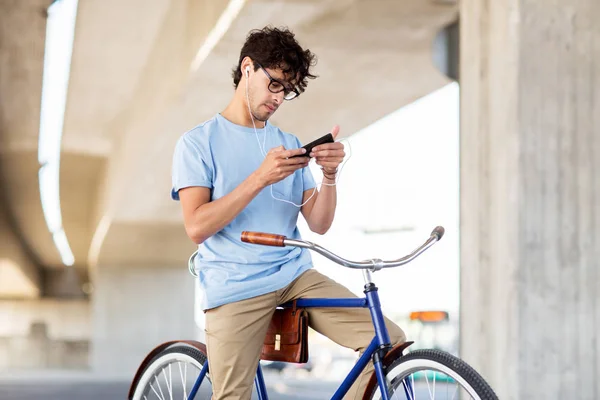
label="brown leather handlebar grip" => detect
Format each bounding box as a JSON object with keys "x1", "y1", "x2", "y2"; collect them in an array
[{"x1": 241, "y1": 231, "x2": 287, "y2": 247}]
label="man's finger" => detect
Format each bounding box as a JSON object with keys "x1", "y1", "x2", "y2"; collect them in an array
[
  {"x1": 282, "y1": 156, "x2": 310, "y2": 165},
  {"x1": 269, "y1": 145, "x2": 286, "y2": 154},
  {"x1": 311, "y1": 149, "x2": 345, "y2": 158},
  {"x1": 312, "y1": 142, "x2": 344, "y2": 153},
  {"x1": 281, "y1": 163, "x2": 309, "y2": 174},
  {"x1": 283, "y1": 147, "x2": 308, "y2": 158},
  {"x1": 316, "y1": 157, "x2": 344, "y2": 164},
  {"x1": 331, "y1": 125, "x2": 340, "y2": 140},
  {"x1": 316, "y1": 159, "x2": 343, "y2": 165}
]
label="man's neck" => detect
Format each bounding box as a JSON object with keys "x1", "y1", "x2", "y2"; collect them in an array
[{"x1": 221, "y1": 91, "x2": 266, "y2": 129}]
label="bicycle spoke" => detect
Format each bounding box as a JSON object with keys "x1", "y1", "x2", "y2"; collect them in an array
[
  {"x1": 178, "y1": 361, "x2": 187, "y2": 400},
  {"x1": 158, "y1": 372, "x2": 168, "y2": 400},
  {"x1": 451, "y1": 383, "x2": 459, "y2": 400},
  {"x1": 424, "y1": 372, "x2": 433, "y2": 399},
  {"x1": 401, "y1": 377, "x2": 414, "y2": 400},
  {"x1": 162, "y1": 364, "x2": 173, "y2": 400},
  {"x1": 150, "y1": 378, "x2": 166, "y2": 400}
]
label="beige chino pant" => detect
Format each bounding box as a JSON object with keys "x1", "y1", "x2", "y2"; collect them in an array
[{"x1": 205, "y1": 269, "x2": 406, "y2": 400}]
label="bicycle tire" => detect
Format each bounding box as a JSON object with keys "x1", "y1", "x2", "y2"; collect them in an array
[
  {"x1": 131, "y1": 344, "x2": 211, "y2": 400},
  {"x1": 367, "y1": 349, "x2": 498, "y2": 400}
]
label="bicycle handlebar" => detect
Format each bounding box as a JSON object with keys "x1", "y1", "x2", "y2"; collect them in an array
[
  {"x1": 241, "y1": 226, "x2": 445, "y2": 271},
  {"x1": 240, "y1": 231, "x2": 286, "y2": 247}
]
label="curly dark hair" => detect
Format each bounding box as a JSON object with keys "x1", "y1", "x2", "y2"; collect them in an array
[{"x1": 232, "y1": 26, "x2": 317, "y2": 94}]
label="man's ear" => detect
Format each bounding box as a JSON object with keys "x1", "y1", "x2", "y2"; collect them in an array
[{"x1": 241, "y1": 56, "x2": 253, "y2": 76}]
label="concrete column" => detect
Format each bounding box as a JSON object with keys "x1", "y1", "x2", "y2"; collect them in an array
[
  {"x1": 460, "y1": 0, "x2": 600, "y2": 399},
  {"x1": 91, "y1": 265, "x2": 197, "y2": 378},
  {"x1": 0, "y1": 203, "x2": 40, "y2": 298}
]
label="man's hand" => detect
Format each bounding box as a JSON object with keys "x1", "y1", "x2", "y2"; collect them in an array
[
  {"x1": 311, "y1": 125, "x2": 345, "y2": 173},
  {"x1": 253, "y1": 146, "x2": 309, "y2": 188}
]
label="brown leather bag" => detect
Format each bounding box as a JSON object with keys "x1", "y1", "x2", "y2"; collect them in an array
[{"x1": 261, "y1": 301, "x2": 309, "y2": 363}]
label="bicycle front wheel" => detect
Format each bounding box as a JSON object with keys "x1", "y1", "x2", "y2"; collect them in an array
[{"x1": 368, "y1": 349, "x2": 498, "y2": 400}]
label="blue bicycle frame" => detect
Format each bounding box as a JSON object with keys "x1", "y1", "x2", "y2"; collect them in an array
[{"x1": 187, "y1": 284, "x2": 408, "y2": 400}]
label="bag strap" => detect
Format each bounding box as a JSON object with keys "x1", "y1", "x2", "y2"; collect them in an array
[{"x1": 292, "y1": 300, "x2": 297, "y2": 316}]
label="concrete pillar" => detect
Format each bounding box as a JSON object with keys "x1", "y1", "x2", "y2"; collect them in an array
[
  {"x1": 0, "y1": 204, "x2": 41, "y2": 298},
  {"x1": 460, "y1": 0, "x2": 600, "y2": 399},
  {"x1": 91, "y1": 265, "x2": 197, "y2": 378}
]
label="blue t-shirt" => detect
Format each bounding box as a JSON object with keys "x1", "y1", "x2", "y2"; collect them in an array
[{"x1": 172, "y1": 113, "x2": 317, "y2": 310}]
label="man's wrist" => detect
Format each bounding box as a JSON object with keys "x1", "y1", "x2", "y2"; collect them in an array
[
  {"x1": 321, "y1": 167, "x2": 337, "y2": 181},
  {"x1": 248, "y1": 172, "x2": 267, "y2": 192}
]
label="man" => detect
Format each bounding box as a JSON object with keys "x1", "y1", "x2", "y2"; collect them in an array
[{"x1": 172, "y1": 26, "x2": 405, "y2": 399}]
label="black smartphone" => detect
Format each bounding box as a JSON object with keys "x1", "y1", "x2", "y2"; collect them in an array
[{"x1": 292, "y1": 133, "x2": 334, "y2": 157}]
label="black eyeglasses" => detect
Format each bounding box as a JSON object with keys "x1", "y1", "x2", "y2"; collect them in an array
[{"x1": 255, "y1": 63, "x2": 300, "y2": 101}]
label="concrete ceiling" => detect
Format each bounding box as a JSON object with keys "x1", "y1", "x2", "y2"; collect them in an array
[{"x1": 0, "y1": 0, "x2": 457, "y2": 297}]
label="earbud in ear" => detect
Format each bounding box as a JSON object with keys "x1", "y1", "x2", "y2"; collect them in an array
[{"x1": 245, "y1": 66, "x2": 250, "y2": 76}]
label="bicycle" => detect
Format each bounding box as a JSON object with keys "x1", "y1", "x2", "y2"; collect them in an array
[{"x1": 128, "y1": 226, "x2": 498, "y2": 400}]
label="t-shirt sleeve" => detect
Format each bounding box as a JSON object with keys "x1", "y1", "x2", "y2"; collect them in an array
[
  {"x1": 172, "y1": 131, "x2": 214, "y2": 197},
  {"x1": 294, "y1": 136, "x2": 316, "y2": 192}
]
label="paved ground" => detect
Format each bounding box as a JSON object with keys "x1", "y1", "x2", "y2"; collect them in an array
[
  {"x1": 0, "y1": 370, "x2": 457, "y2": 399},
  {"x1": 0, "y1": 381, "x2": 128, "y2": 400},
  {"x1": 0, "y1": 371, "x2": 338, "y2": 400}
]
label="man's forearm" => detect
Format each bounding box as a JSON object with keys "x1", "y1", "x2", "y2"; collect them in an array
[
  {"x1": 188, "y1": 174, "x2": 263, "y2": 244},
  {"x1": 307, "y1": 176, "x2": 337, "y2": 234}
]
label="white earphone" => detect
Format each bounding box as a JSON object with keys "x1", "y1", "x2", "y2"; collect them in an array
[{"x1": 245, "y1": 65, "x2": 250, "y2": 76}]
